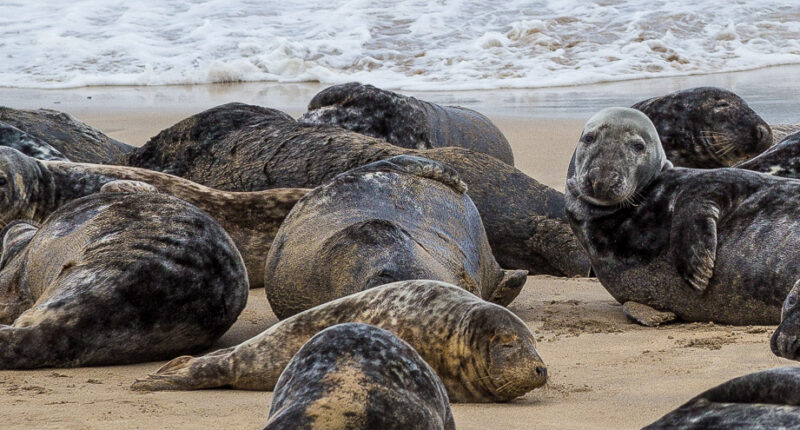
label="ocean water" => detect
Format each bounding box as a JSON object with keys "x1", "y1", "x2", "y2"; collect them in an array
[{"x1": 2, "y1": 1, "x2": 800, "y2": 90}]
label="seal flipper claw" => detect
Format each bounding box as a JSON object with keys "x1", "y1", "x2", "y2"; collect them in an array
[{"x1": 671, "y1": 201, "x2": 719, "y2": 292}]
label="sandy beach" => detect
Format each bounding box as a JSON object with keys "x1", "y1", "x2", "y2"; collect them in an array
[{"x1": 0, "y1": 72, "x2": 797, "y2": 429}]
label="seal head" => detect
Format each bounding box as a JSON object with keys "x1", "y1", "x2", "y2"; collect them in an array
[
  {"x1": 771, "y1": 280, "x2": 800, "y2": 360},
  {"x1": 0, "y1": 147, "x2": 52, "y2": 227}
]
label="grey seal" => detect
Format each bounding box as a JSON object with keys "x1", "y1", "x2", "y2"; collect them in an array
[
  {"x1": 264, "y1": 323, "x2": 455, "y2": 430},
  {"x1": 132, "y1": 280, "x2": 548, "y2": 403},
  {"x1": 566, "y1": 107, "x2": 800, "y2": 324},
  {"x1": 298, "y1": 82, "x2": 515, "y2": 165},
  {"x1": 644, "y1": 367, "x2": 800, "y2": 429},
  {"x1": 737, "y1": 130, "x2": 800, "y2": 179},
  {"x1": 265, "y1": 155, "x2": 527, "y2": 319},
  {"x1": 0, "y1": 122, "x2": 68, "y2": 161},
  {"x1": 0, "y1": 191, "x2": 248, "y2": 368},
  {"x1": 631, "y1": 87, "x2": 772, "y2": 168},
  {"x1": 123, "y1": 103, "x2": 589, "y2": 277},
  {"x1": 0, "y1": 147, "x2": 307, "y2": 288}
]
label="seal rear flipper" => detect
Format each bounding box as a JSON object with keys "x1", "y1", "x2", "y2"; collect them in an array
[
  {"x1": 526, "y1": 216, "x2": 592, "y2": 277},
  {"x1": 339, "y1": 155, "x2": 468, "y2": 194},
  {"x1": 100, "y1": 180, "x2": 158, "y2": 194},
  {"x1": 622, "y1": 302, "x2": 677, "y2": 327},
  {"x1": 488, "y1": 270, "x2": 528, "y2": 307},
  {"x1": 131, "y1": 347, "x2": 239, "y2": 392},
  {"x1": 671, "y1": 200, "x2": 719, "y2": 292}
]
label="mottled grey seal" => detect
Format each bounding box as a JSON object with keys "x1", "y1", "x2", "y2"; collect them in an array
[
  {"x1": 644, "y1": 367, "x2": 800, "y2": 429},
  {"x1": 0, "y1": 122, "x2": 68, "y2": 161},
  {"x1": 566, "y1": 107, "x2": 800, "y2": 325},
  {"x1": 0, "y1": 106, "x2": 133, "y2": 164},
  {"x1": 771, "y1": 280, "x2": 800, "y2": 360},
  {"x1": 264, "y1": 323, "x2": 455, "y2": 430},
  {"x1": 298, "y1": 82, "x2": 515, "y2": 165},
  {"x1": 123, "y1": 103, "x2": 589, "y2": 278},
  {"x1": 0, "y1": 191, "x2": 248, "y2": 369},
  {"x1": 132, "y1": 280, "x2": 548, "y2": 403},
  {"x1": 737, "y1": 130, "x2": 800, "y2": 179},
  {"x1": 0, "y1": 147, "x2": 307, "y2": 288},
  {"x1": 265, "y1": 155, "x2": 527, "y2": 319},
  {"x1": 631, "y1": 87, "x2": 772, "y2": 168}
]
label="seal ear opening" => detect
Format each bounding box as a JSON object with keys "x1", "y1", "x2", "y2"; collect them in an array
[
  {"x1": 489, "y1": 269, "x2": 528, "y2": 307},
  {"x1": 0, "y1": 220, "x2": 38, "y2": 270}
]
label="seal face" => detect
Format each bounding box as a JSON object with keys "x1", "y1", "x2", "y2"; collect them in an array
[
  {"x1": 771, "y1": 280, "x2": 800, "y2": 360},
  {"x1": 132, "y1": 280, "x2": 548, "y2": 403},
  {"x1": 299, "y1": 82, "x2": 515, "y2": 165},
  {"x1": 566, "y1": 107, "x2": 800, "y2": 325},
  {"x1": 0, "y1": 192, "x2": 248, "y2": 369},
  {"x1": 0, "y1": 107, "x2": 133, "y2": 164},
  {"x1": 124, "y1": 103, "x2": 590, "y2": 277},
  {"x1": 264, "y1": 155, "x2": 526, "y2": 319},
  {"x1": 737, "y1": 131, "x2": 800, "y2": 179},
  {"x1": 644, "y1": 367, "x2": 800, "y2": 429},
  {"x1": 264, "y1": 323, "x2": 455, "y2": 430},
  {"x1": 632, "y1": 87, "x2": 772, "y2": 168}
]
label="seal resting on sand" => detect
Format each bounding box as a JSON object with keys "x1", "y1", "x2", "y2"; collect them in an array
[
  {"x1": 132, "y1": 280, "x2": 548, "y2": 403},
  {"x1": 566, "y1": 107, "x2": 800, "y2": 325},
  {"x1": 265, "y1": 156, "x2": 527, "y2": 319},
  {"x1": 123, "y1": 103, "x2": 589, "y2": 278},
  {"x1": 298, "y1": 82, "x2": 515, "y2": 165},
  {"x1": 0, "y1": 106, "x2": 133, "y2": 164},
  {"x1": 644, "y1": 367, "x2": 800, "y2": 429},
  {"x1": 0, "y1": 147, "x2": 307, "y2": 288},
  {"x1": 0, "y1": 191, "x2": 248, "y2": 369},
  {"x1": 264, "y1": 323, "x2": 455, "y2": 430},
  {"x1": 632, "y1": 87, "x2": 772, "y2": 168}
]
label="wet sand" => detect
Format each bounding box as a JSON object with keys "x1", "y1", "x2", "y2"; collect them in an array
[{"x1": 0, "y1": 75, "x2": 797, "y2": 429}]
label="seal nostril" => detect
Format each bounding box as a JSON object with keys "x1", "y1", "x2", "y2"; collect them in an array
[{"x1": 535, "y1": 366, "x2": 547, "y2": 378}]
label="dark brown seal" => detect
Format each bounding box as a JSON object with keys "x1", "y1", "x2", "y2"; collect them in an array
[
  {"x1": 644, "y1": 367, "x2": 800, "y2": 429},
  {"x1": 123, "y1": 103, "x2": 589, "y2": 277},
  {"x1": 298, "y1": 82, "x2": 515, "y2": 165},
  {"x1": 566, "y1": 107, "x2": 800, "y2": 325},
  {"x1": 265, "y1": 155, "x2": 527, "y2": 319},
  {"x1": 0, "y1": 191, "x2": 248, "y2": 369},
  {"x1": 0, "y1": 106, "x2": 133, "y2": 163},
  {"x1": 632, "y1": 87, "x2": 772, "y2": 168},
  {"x1": 132, "y1": 280, "x2": 548, "y2": 403},
  {"x1": 0, "y1": 147, "x2": 308, "y2": 288},
  {"x1": 264, "y1": 323, "x2": 455, "y2": 430}
]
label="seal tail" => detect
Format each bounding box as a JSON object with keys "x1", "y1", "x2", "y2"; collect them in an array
[{"x1": 131, "y1": 346, "x2": 237, "y2": 391}]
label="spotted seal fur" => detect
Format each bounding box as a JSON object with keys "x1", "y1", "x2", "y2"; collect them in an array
[
  {"x1": 0, "y1": 191, "x2": 248, "y2": 368},
  {"x1": 0, "y1": 122, "x2": 68, "y2": 161},
  {"x1": 265, "y1": 155, "x2": 527, "y2": 319},
  {"x1": 737, "y1": 130, "x2": 800, "y2": 179},
  {"x1": 298, "y1": 82, "x2": 515, "y2": 165},
  {"x1": 264, "y1": 323, "x2": 455, "y2": 430},
  {"x1": 132, "y1": 280, "x2": 548, "y2": 403},
  {"x1": 566, "y1": 107, "x2": 800, "y2": 325}
]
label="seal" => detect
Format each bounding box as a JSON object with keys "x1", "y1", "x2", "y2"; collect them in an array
[
  {"x1": 0, "y1": 122, "x2": 68, "y2": 161},
  {"x1": 298, "y1": 82, "x2": 515, "y2": 165},
  {"x1": 566, "y1": 107, "x2": 800, "y2": 325},
  {"x1": 736, "y1": 130, "x2": 800, "y2": 179},
  {"x1": 131, "y1": 280, "x2": 548, "y2": 403},
  {"x1": 265, "y1": 155, "x2": 527, "y2": 319},
  {"x1": 0, "y1": 191, "x2": 248, "y2": 369},
  {"x1": 0, "y1": 106, "x2": 134, "y2": 164},
  {"x1": 631, "y1": 87, "x2": 772, "y2": 168},
  {"x1": 123, "y1": 103, "x2": 589, "y2": 278},
  {"x1": 644, "y1": 367, "x2": 800, "y2": 429},
  {"x1": 771, "y1": 280, "x2": 800, "y2": 360},
  {"x1": 0, "y1": 147, "x2": 308, "y2": 288},
  {"x1": 264, "y1": 323, "x2": 455, "y2": 430}
]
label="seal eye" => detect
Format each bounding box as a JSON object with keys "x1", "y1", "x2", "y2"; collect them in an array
[
  {"x1": 715, "y1": 101, "x2": 730, "y2": 109},
  {"x1": 583, "y1": 134, "x2": 595, "y2": 145},
  {"x1": 631, "y1": 142, "x2": 646, "y2": 152},
  {"x1": 0, "y1": 177, "x2": 7, "y2": 186}
]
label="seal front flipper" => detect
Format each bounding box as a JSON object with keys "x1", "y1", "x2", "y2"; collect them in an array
[
  {"x1": 671, "y1": 199, "x2": 719, "y2": 292},
  {"x1": 100, "y1": 180, "x2": 158, "y2": 194},
  {"x1": 340, "y1": 155, "x2": 468, "y2": 194}
]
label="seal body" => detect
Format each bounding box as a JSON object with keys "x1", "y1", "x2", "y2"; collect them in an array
[
  {"x1": 0, "y1": 107, "x2": 133, "y2": 163},
  {"x1": 0, "y1": 122, "x2": 68, "y2": 161},
  {"x1": 132, "y1": 280, "x2": 548, "y2": 403},
  {"x1": 265, "y1": 156, "x2": 527, "y2": 319},
  {"x1": 566, "y1": 107, "x2": 800, "y2": 324},
  {"x1": 298, "y1": 82, "x2": 515, "y2": 165},
  {"x1": 0, "y1": 147, "x2": 307, "y2": 288},
  {"x1": 644, "y1": 367, "x2": 800, "y2": 429},
  {"x1": 737, "y1": 131, "x2": 800, "y2": 179},
  {"x1": 264, "y1": 323, "x2": 455, "y2": 430},
  {"x1": 124, "y1": 103, "x2": 589, "y2": 277},
  {"x1": 632, "y1": 87, "x2": 772, "y2": 168},
  {"x1": 0, "y1": 192, "x2": 248, "y2": 369}
]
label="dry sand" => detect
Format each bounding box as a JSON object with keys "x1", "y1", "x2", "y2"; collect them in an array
[{"x1": 0, "y1": 82, "x2": 796, "y2": 429}]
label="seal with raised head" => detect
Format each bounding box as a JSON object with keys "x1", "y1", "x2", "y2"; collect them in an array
[
  {"x1": 0, "y1": 190, "x2": 248, "y2": 369},
  {"x1": 644, "y1": 367, "x2": 800, "y2": 429},
  {"x1": 631, "y1": 87, "x2": 772, "y2": 168},
  {"x1": 264, "y1": 323, "x2": 455, "y2": 430},
  {"x1": 265, "y1": 155, "x2": 527, "y2": 319},
  {"x1": 736, "y1": 130, "x2": 800, "y2": 179},
  {"x1": 132, "y1": 280, "x2": 548, "y2": 403},
  {"x1": 771, "y1": 280, "x2": 800, "y2": 360},
  {"x1": 566, "y1": 107, "x2": 800, "y2": 325},
  {"x1": 0, "y1": 147, "x2": 307, "y2": 288},
  {"x1": 123, "y1": 103, "x2": 589, "y2": 278},
  {"x1": 298, "y1": 82, "x2": 515, "y2": 165},
  {"x1": 0, "y1": 106, "x2": 134, "y2": 164}
]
